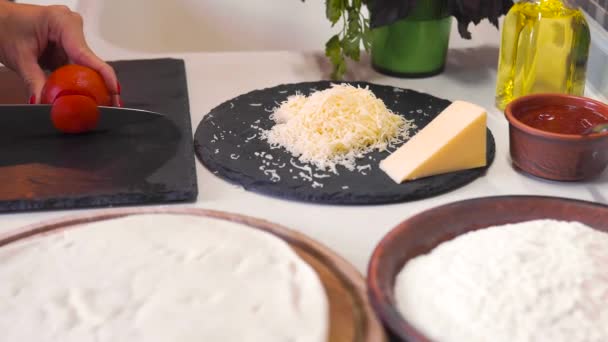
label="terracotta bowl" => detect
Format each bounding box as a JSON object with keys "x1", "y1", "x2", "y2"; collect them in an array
[
  {"x1": 504, "y1": 94, "x2": 608, "y2": 181},
  {"x1": 367, "y1": 195, "x2": 608, "y2": 342}
]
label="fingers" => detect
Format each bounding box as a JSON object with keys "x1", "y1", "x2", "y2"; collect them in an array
[
  {"x1": 71, "y1": 51, "x2": 121, "y2": 107},
  {"x1": 38, "y1": 42, "x2": 69, "y2": 71},
  {"x1": 46, "y1": 6, "x2": 121, "y2": 106},
  {"x1": 16, "y1": 57, "x2": 47, "y2": 104},
  {"x1": 69, "y1": 46, "x2": 119, "y2": 95}
]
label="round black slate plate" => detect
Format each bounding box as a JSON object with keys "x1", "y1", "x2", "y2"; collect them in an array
[{"x1": 194, "y1": 81, "x2": 495, "y2": 205}]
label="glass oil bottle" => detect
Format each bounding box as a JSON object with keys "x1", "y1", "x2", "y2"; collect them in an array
[{"x1": 495, "y1": 0, "x2": 591, "y2": 110}]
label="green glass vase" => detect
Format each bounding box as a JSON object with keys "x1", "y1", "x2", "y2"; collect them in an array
[{"x1": 371, "y1": 0, "x2": 452, "y2": 77}]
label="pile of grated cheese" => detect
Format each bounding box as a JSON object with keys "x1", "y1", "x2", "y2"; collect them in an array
[{"x1": 262, "y1": 84, "x2": 414, "y2": 173}]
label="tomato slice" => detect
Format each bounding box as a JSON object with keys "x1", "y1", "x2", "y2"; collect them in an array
[
  {"x1": 41, "y1": 64, "x2": 113, "y2": 134},
  {"x1": 51, "y1": 95, "x2": 100, "y2": 134}
]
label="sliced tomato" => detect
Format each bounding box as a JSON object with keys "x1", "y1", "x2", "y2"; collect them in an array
[
  {"x1": 51, "y1": 95, "x2": 100, "y2": 134},
  {"x1": 41, "y1": 64, "x2": 111, "y2": 106}
]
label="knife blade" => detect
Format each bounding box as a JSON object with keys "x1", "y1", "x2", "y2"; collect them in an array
[
  {"x1": 96, "y1": 106, "x2": 165, "y2": 130},
  {"x1": 0, "y1": 104, "x2": 165, "y2": 136}
]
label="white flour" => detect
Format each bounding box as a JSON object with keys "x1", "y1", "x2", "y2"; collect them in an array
[{"x1": 395, "y1": 219, "x2": 608, "y2": 342}]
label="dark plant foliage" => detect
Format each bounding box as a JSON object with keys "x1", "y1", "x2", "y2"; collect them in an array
[
  {"x1": 301, "y1": 0, "x2": 514, "y2": 78},
  {"x1": 368, "y1": 0, "x2": 513, "y2": 38}
]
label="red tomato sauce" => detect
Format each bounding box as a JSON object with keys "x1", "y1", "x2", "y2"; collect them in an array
[{"x1": 518, "y1": 105, "x2": 608, "y2": 135}]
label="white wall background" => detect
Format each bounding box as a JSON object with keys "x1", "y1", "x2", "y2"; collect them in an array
[
  {"x1": 17, "y1": 0, "x2": 505, "y2": 52},
  {"x1": 97, "y1": 0, "x2": 336, "y2": 52},
  {"x1": 95, "y1": 0, "x2": 504, "y2": 52}
]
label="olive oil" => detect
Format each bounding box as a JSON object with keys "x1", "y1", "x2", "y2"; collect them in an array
[{"x1": 495, "y1": 0, "x2": 590, "y2": 110}]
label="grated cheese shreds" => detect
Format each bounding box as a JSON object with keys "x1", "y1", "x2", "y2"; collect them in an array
[{"x1": 262, "y1": 84, "x2": 415, "y2": 173}]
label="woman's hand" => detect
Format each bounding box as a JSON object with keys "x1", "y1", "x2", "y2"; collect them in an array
[{"x1": 0, "y1": 2, "x2": 120, "y2": 105}]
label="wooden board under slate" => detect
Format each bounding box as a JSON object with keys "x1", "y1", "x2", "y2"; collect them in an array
[
  {"x1": 0, "y1": 208, "x2": 387, "y2": 342},
  {"x1": 194, "y1": 81, "x2": 495, "y2": 205},
  {"x1": 0, "y1": 58, "x2": 197, "y2": 213}
]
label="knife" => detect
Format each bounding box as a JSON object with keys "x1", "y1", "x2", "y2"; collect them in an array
[{"x1": 0, "y1": 104, "x2": 165, "y2": 136}]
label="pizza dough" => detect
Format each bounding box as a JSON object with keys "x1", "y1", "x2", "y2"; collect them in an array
[{"x1": 0, "y1": 214, "x2": 329, "y2": 342}]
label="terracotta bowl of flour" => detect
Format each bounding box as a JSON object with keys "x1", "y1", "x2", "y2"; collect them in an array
[{"x1": 367, "y1": 195, "x2": 608, "y2": 342}]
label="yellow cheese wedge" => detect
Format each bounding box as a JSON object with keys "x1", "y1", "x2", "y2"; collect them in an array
[{"x1": 380, "y1": 101, "x2": 487, "y2": 183}]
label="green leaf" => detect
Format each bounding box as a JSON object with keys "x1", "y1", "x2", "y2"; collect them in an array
[
  {"x1": 325, "y1": 34, "x2": 342, "y2": 65},
  {"x1": 319, "y1": 0, "x2": 373, "y2": 79},
  {"x1": 362, "y1": 19, "x2": 373, "y2": 51},
  {"x1": 326, "y1": 0, "x2": 344, "y2": 24},
  {"x1": 331, "y1": 59, "x2": 347, "y2": 80},
  {"x1": 341, "y1": 9, "x2": 362, "y2": 61},
  {"x1": 342, "y1": 38, "x2": 361, "y2": 61},
  {"x1": 326, "y1": 35, "x2": 347, "y2": 80},
  {"x1": 347, "y1": 8, "x2": 362, "y2": 34}
]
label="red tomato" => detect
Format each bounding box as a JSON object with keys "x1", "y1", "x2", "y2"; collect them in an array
[
  {"x1": 51, "y1": 95, "x2": 100, "y2": 134},
  {"x1": 41, "y1": 64, "x2": 111, "y2": 106}
]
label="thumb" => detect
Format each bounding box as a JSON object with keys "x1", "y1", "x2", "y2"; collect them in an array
[{"x1": 17, "y1": 59, "x2": 47, "y2": 104}]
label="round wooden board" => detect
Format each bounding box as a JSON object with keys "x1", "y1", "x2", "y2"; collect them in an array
[{"x1": 0, "y1": 207, "x2": 386, "y2": 342}]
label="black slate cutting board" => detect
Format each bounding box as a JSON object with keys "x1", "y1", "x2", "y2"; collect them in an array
[
  {"x1": 194, "y1": 81, "x2": 495, "y2": 205},
  {"x1": 0, "y1": 58, "x2": 197, "y2": 213}
]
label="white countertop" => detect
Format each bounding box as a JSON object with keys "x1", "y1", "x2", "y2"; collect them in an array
[{"x1": 3, "y1": 0, "x2": 608, "y2": 273}]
